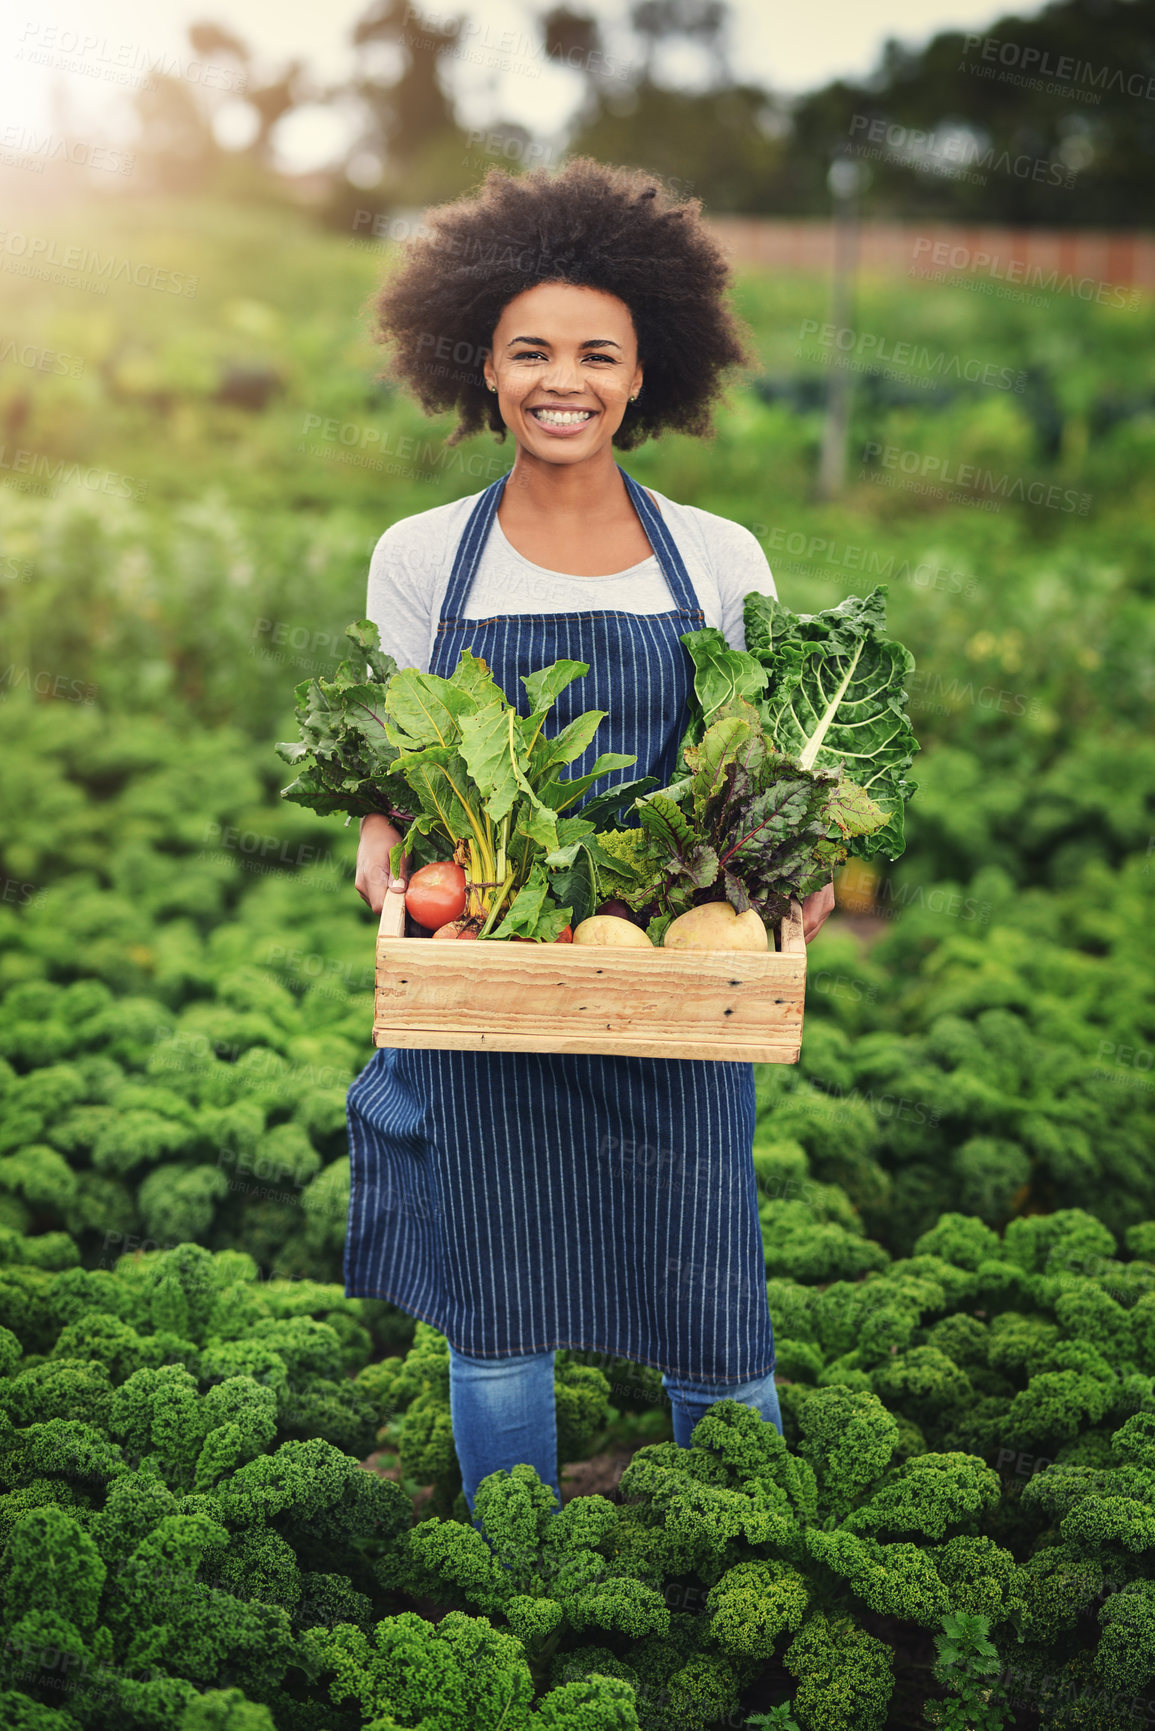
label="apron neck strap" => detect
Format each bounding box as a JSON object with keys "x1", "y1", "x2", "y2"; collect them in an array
[
  {"x1": 615, "y1": 464, "x2": 702, "y2": 616},
  {"x1": 439, "y1": 469, "x2": 510, "y2": 621}
]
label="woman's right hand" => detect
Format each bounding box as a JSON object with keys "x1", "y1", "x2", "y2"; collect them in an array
[{"x1": 355, "y1": 813, "x2": 407, "y2": 915}]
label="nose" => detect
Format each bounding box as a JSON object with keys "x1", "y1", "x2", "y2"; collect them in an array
[{"x1": 538, "y1": 353, "x2": 584, "y2": 393}]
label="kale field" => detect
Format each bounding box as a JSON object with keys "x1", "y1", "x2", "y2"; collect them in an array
[{"x1": 1, "y1": 194, "x2": 1154, "y2": 1730}]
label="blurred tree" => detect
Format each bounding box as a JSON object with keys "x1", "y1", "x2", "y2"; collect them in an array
[
  {"x1": 551, "y1": 0, "x2": 787, "y2": 209},
  {"x1": 187, "y1": 21, "x2": 249, "y2": 64},
  {"x1": 128, "y1": 24, "x2": 308, "y2": 196},
  {"x1": 541, "y1": 6, "x2": 603, "y2": 119},
  {"x1": 351, "y1": 0, "x2": 464, "y2": 168},
  {"x1": 630, "y1": 0, "x2": 729, "y2": 87},
  {"x1": 188, "y1": 23, "x2": 310, "y2": 171},
  {"x1": 786, "y1": 0, "x2": 1155, "y2": 225},
  {"x1": 568, "y1": 80, "x2": 787, "y2": 210},
  {"x1": 562, "y1": 0, "x2": 1155, "y2": 222},
  {"x1": 314, "y1": 0, "x2": 477, "y2": 221},
  {"x1": 129, "y1": 72, "x2": 222, "y2": 195}
]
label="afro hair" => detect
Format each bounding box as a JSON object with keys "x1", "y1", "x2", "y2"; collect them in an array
[{"x1": 370, "y1": 155, "x2": 755, "y2": 449}]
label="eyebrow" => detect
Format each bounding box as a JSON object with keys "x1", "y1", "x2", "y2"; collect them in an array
[{"x1": 505, "y1": 336, "x2": 622, "y2": 349}]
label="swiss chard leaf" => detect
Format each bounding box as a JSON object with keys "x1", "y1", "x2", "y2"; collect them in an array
[
  {"x1": 489, "y1": 864, "x2": 572, "y2": 941},
  {"x1": 574, "y1": 775, "x2": 659, "y2": 829},
  {"x1": 683, "y1": 701, "x2": 766, "y2": 828},
  {"x1": 679, "y1": 627, "x2": 772, "y2": 724},
  {"x1": 383, "y1": 651, "x2": 502, "y2": 752},
  {"x1": 637, "y1": 793, "x2": 720, "y2": 892},
  {"x1": 742, "y1": 586, "x2": 919, "y2": 860},
  {"x1": 529, "y1": 708, "x2": 607, "y2": 777},
  {"x1": 458, "y1": 703, "x2": 532, "y2": 826},
  {"x1": 545, "y1": 751, "x2": 638, "y2": 813},
  {"x1": 521, "y1": 658, "x2": 589, "y2": 717},
  {"x1": 393, "y1": 746, "x2": 489, "y2": 858}
]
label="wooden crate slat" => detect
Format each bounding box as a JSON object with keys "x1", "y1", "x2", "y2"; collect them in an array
[
  {"x1": 368, "y1": 1026, "x2": 801, "y2": 1062},
  {"x1": 371, "y1": 886, "x2": 806, "y2": 1063}
]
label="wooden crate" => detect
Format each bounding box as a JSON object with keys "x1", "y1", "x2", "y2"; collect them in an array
[{"x1": 373, "y1": 892, "x2": 806, "y2": 1063}]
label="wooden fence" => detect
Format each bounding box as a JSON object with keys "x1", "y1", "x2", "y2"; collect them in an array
[{"x1": 704, "y1": 217, "x2": 1155, "y2": 295}]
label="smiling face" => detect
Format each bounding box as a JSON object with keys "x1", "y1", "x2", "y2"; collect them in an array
[{"x1": 482, "y1": 281, "x2": 643, "y2": 462}]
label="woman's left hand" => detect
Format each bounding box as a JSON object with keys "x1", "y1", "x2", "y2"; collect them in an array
[{"x1": 801, "y1": 879, "x2": 836, "y2": 944}]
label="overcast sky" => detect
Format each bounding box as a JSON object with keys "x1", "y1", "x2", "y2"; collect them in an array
[{"x1": 7, "y1": 0, "x2": 1040, "y2": 172}]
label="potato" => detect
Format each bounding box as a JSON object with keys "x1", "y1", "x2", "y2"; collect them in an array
[
  {"x1": 572, "y1": 914, "x2": 655, "y2": 948},
  {"x1": 663, "y1": 902, "x2": 769, "y2": 952}
]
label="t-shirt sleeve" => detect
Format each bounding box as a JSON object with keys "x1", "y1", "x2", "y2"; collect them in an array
[
  {"x1": 365, "y1": 517, "x2": 445, "y2": 674},
  {"x1": 710, "y1": 517, "x2": 777, "y2": 652}
]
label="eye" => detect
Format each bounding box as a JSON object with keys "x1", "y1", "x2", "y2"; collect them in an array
[{"x1": 509, "y1": 350, "x2": 618, "y2": 363}]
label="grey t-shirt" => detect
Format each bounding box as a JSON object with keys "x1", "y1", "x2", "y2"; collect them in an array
[{"x1": 365, "y1": 482, "x2": 777, "y2": 673}]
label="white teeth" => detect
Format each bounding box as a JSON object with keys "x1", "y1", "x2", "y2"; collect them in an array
[{"x1": 531, "y1": 408, "x2": 594, "y2": 425}]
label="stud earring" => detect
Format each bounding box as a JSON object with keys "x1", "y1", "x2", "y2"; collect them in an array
[
  {"x1": 488, "y1": 383, "x2": 497, "y2": 392},
  {"x1": 630, "y1": 391, "x2": 639, "y2": 401}
]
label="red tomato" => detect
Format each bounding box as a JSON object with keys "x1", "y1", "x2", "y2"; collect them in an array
[
  {"x1": 554, "y1": 925, "x2": 573, "y2": 943},
  {"x1": 406, "y1": 862, "x2": 467, "y2": 930}
]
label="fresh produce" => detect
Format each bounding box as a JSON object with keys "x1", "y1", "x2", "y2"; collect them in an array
[
  {"x1": 571, "y1": 915, "x2": 655, "y2": 948},
  {"x1": 274, "y1": 622, "x2": 408, "y2": 820},
  {"x1": 663, "y1": 902, "x2": 769, "y2": 951},
  {"x1": 679, "y1": 586, "x2": 920, "y2": 862},
  {"x1": 357, "y1": 1198, "x2": 1155, "y2": 1731},
  {"x1": 591, "y1": 698, "x2": 888, "y2": 941},
  {"x1": 432, "y1": 919, "x2": 478, "y2": 939},
  {"x1": 405, "y1": 860, "x2": 467, "y2": 929},
  {"x1": 596, "y1": 899, "x2": 640, "y2": 923},
  {"x1": 0, "y1": 1238, "x2": 633, "y2": 1728},
  {"x1": 549, "y1": 588, "x2": 917, "y2": 942},
  {"x1": 280, "y1": 628, "x2": 653, "y2": 943},
  {"x1": 278, "y1": 595, "x2": 919, "y2": 949}
]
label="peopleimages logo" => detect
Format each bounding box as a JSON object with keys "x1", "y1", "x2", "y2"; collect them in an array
[
  {"x1": 0, "y1": 231, "x2": 197, "y2": 297},
  {"x1": 798, "y1": 318, "x2": 1025, "y2": 392},
  {"x1": 960, "y1": 33, "x2": 1155, "y2": 103},
  {"x1": 909, "y1": 239, "x2": 1140, "y2": 309},
  {"x1": 847, "y1": 114, "x2": 1076, "y2": 188},
  {"x1": 861, "y1": 442, "x2": 1092, "y2": 515}
]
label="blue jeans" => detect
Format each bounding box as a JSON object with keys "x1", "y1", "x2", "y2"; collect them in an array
[{"x1": 447, "y1": 1343, "x2": 782, "y2": 1517}]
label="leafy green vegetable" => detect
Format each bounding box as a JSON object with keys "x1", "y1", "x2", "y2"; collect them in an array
[
  {"x1": 599, "y1": 701, "x2": 888, "y2": 928},
  {"x1": 380, "y1": 649, "x2": 636, "y2": 938},
  {"x1": 743, "y1": 587, "x2": 919, "y2": 859},
  {"x1": 278, "y1": 631, "x2": 641, "y2": 939},
  {"x1": 679, "y1": 587, "x2": 919, "y2": 861},
  {"x1": 274, "y1": 621, "x2": 411, "y2": 821}
]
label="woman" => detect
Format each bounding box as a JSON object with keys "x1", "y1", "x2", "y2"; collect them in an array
[{"x1": 348, "y1": 157, "x2": 834, "y2": 1518}]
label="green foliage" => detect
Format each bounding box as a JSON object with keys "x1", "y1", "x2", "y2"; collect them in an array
[
  {"x1": 784, "y1": 1612, "x2": 894, "y2": 1731},
  {"x1": 1, "y1": 198, "x2": 1153, "y2": 1731},
  {"x1": 302, "y1": 1609, "x2": 529, "y2": 1726},
  {"x1": 601, "y1": 697, "x2": 888, "y2": 928},
  {"x1": 740, "y1": 586, "x2": 919, "y2": 859},
  {"x1": 4, "y1": 1210, "x2": 1155, "y2": 1725},
  {"x1": 924, "y1": 1611, "x2": 1009, "y2": 1730}
]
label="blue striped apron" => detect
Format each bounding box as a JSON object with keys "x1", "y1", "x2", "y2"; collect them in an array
[{"x1": 344, "y1": 463, "x2": 775, "y2": 1383}]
